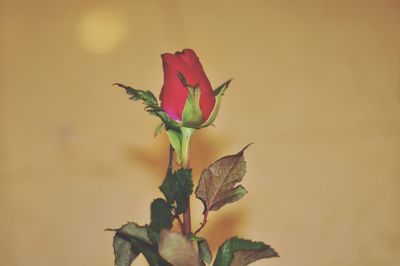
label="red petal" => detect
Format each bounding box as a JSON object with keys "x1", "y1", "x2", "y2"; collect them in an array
[{"x1": 160, "y1": 49, "x2": 215, "y2": 123}]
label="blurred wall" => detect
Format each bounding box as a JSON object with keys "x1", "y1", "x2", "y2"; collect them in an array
[{"x1": 1, "y1": 0, "x2": 399, "y2": 265}]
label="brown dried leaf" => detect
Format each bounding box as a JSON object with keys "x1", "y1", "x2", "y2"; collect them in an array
[
  {"x1": 195, "y1": 145, "x2": 250, "y2": 212},
  {"x1": 158, "y1": 230, "x2": 199, "y2": 266}
]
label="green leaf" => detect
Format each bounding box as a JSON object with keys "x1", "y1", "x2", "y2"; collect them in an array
[
  {"x1": 175, "y1": 168, "x2": 194, "y2": 214},
  {"x1": 160, "y1": 146, "x2": 177, "y2": 204},
  {"x1": 130, "y1": 237, "x2": 171, "y2": 266},
  {"x1": 159, "y1": 147, "x2": 193, "y2": 213},
  {"x1": 160, "y1": 167, "x2": 194, "y2": 214},
  {"x1": 159, "y1": 169, "x2": 177, "y2": 205},
  {"x1": 195, "y1": 145, "x2": 250, "y2": 213},
  {"x1": 149, "y1": 198, "x2": 173, "y2": 242},
  {"x1": 198, "y1": 239, "x2": 213, "y2": 265},
  {"x1": 190, "y1": 235, "x2": 212, "y2": 265},
  {"x1": 213, "y1": 237, "x2": 278, "y2": 266},
  {"x1": 113, "y1": 234, "x2": 140, "y2": 266},
  {"x1": 107, "y1": 222, "x2": 152, "y2": 244},
  {"x1": 109, "y1": 222, "x2": 171, "y2": 266},
  {"x1": 109, "y1": 222, "x2": 154, "y2": 266},
  {"x1": 201, "y1": 79, "x2": 232, "y2": 128},
  {"x1": 146, "y1": 226, "x2": 160, "y2": 246},
  {"x1": 159, "y1": 230, "x2": 199, "y2": 266}
]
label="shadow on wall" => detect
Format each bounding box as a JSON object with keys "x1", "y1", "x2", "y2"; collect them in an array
[
  {"x1": 202, "y1": 206, "x2": 247, "y2": 251},
  {"x1": 123, "y1": 128, "x2": 247, "y2": 250},
  {"x1": 124, "y1": 129, "x2": 233, "y2": 180}
]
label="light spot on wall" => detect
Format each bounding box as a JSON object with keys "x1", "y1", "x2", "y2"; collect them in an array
[{"x1": 77, "y1": 7, "x2": 127, "y2": 54}]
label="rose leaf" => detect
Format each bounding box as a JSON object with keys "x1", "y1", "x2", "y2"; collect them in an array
[
  {"x1": 195, "y1": 145, "x2": 251, "y2": 213},
  {"x1": 213, "y1": 237, "x2": 279, "y2": 266},
  {"x1": 159, "y1": 146, "x2": 177, "y2": 204},
  {"x1": 159, "y1": 230, "x2": 199, "y2": 266},
  {"x1": 175, "y1": 168, "x2": 194, "y2": 214},
  {"x1": 149, "y1": 198, "x2": 173, "y2": 243},
  {"x1": 108, "y1": 222, "x2": 154, "y2": 266},
  {"x1": 198, "y1": 238, "x2": 213, "y2": 265},
  {"x1": 112, "y1": 234, "x2": 140, "y2": 266}
]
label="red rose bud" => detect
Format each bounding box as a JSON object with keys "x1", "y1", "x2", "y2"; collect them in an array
[{"x1": 160, "y1": 49, "x2": 216, "y2": 128}]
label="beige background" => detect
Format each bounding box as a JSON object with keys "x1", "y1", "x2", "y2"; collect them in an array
[{"x1": 1, "y1": 0, "x2": 400, "y2": 265}]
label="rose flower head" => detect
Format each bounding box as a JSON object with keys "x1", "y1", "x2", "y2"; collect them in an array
[
  {"x1": 114, "y1": 48, "x2": 231, "y2": 164},
  {"x1": 160, "y1": 49, "x2": 230, "y2": 129}
]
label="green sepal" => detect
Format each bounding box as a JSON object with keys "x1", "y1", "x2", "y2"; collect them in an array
[
  {"x1": 177, "y1": 72, "x2": 203, "y2": 128},
  {"x1": 166, "y1": 129, "x2": 182, "y2": 165},
  {"x1": 213, "y1": 79, "x2": 232, "y2": 96},
  {"x1": 115, "y1": 83, "x2": 180, "y2": 130},
  {"x1": 151, "y1": 110, "x2": 180, "y2": 131},
  {"x1": 213, "y1": 237, "x2": 278, "y2": 266},
  {"x1": 182, "y1": 86, "x2": 203, "y2": 128},
  {"x1": 201, "y1": 79, "x2": 232, "y2": 128},
  {"x1": 149, "y1": 198, "x2": 174, "y2": 243},
  {"x1": 154, "y1": 122, "x2": 164, "y2": 137},
  {"x1": 114, "y1": 83, "x2": 158, "y2": 107}
]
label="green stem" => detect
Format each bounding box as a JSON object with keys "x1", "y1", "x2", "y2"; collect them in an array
[
  {"x1": 180, "y1": 127, "x2": 196, "y2": 168},
  {"x1": 180, "y1": 127, "x2": 196, "y2": 236}
]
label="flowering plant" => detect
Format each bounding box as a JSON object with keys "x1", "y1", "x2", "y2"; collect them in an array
[{"x1": 109, "y1": 49, "x2": 278, "y2": 266}]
